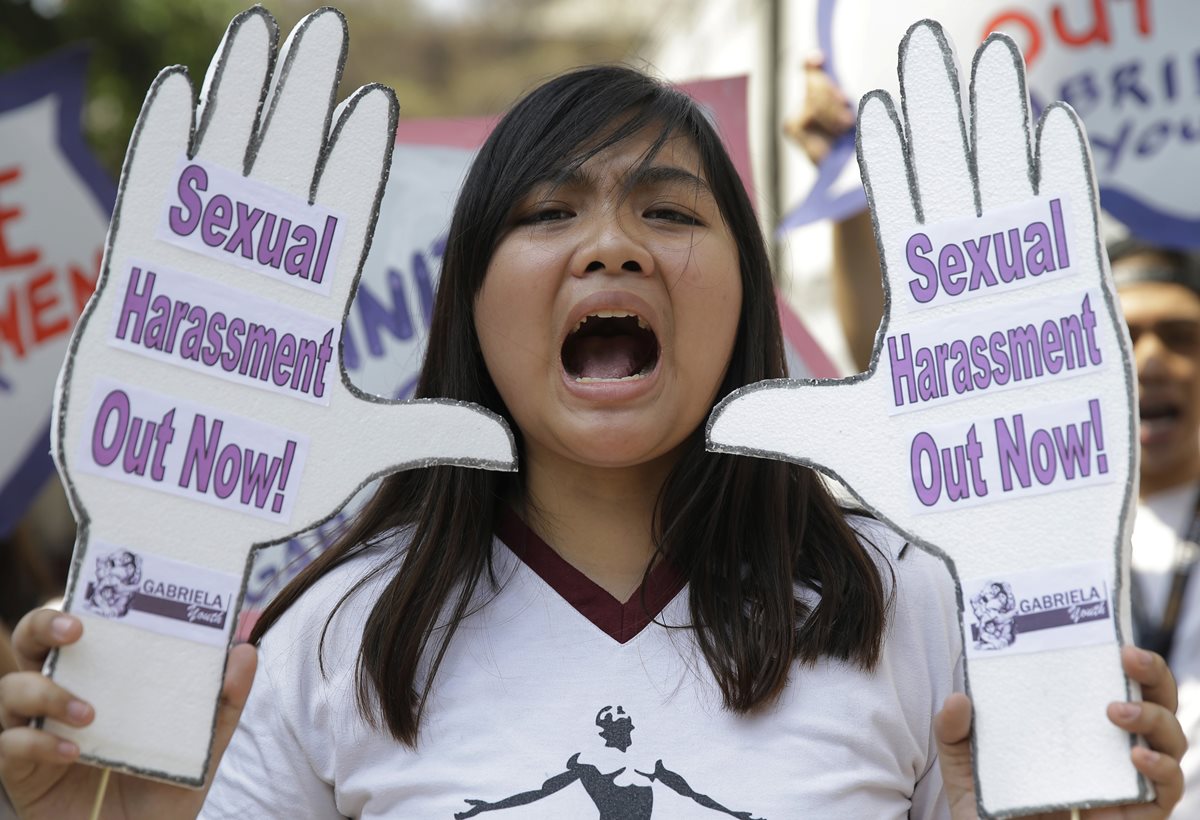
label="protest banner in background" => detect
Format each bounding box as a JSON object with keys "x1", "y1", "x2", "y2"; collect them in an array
[
  {"x1": 782, "y1": 0, "x2": 1200, "y2": 249},
  {"x1": 0, "y1": 48, "x2": 115, "y2": 537},
  {"x1": 242, "y1": 75, "x2": 840, "y2": 618}
]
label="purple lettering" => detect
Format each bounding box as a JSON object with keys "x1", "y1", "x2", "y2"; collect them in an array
[
  {"x1": 179, "y1": 306, "x2": 206, "y2": 361},
  {"x1": 273, "y1": 333, "x2": 297, "y2": 387},
  {"x1": 910, "y1": 432, "x2": 941, "y2": 507},
  {"x1": 915, "y1": 347, "x2": 938, "y2": 402},
  {"x1": 907, "y1": 233, "x2": 938, "y2": 303},
  {"x1": 1136, "y1": 121, "x2": 1170, "y2": 158},
  {"x1": 201, "y1": 194, "x2": 233, "y2": 248},
  {"x1": 1049, "y1": 199, "x2": 1069, "y2": 271},
  {"x1": 965, "y1": 234, "x2": 996, "y2": 291},
  {"x1": 970, "y1": 336, "x2": 991, "y2": 390},
  {"x1": 1081, "y1": 294, "x2": 1102, "y2": 365},
  {"x1": 168, "y1": 165, "x2": 207, "y2": 236},
  {"x1": 272, "y1": 440, "x2": 297, "y2": 514},
  {"x1": 1041, "y1": 319, "x2": 1064, "y2": 373},
  {"x1": 225, "y1": 203, "x2": 264, "y2": 259},
  {"x1": 989, "y1": 331, "x2": 1011, "y2": 385},
  {"x1": 1052, "y1": 416, "x2": 1092, "y2": 480},
  {"x1": 310, "y1": 215, "x2": 338, "y2": 284},
  {"x1": 213, "y1": 443, "x2": 241, "y2": 499},
  {"x1": 257, "y1": 214, "x2": 291, "y2": 268},
  {"x1": 150, "y1": 409, "x2": 175, "y2": 482},
  {"x1": 949, "y1": 340, "x2": 971, "y2": 394},
  {"x1": 240, "y1": 323, "x2": 277, "y2": 379},
  {"x1": 142, "y1": 294, "x2": 172, "y2": 351},
  {"x1": 939, "y1": 243, "x2": 967, "y2": 296},
  {"x1": 115, "y1": 267, "x2": 155, "y2": 344},
  {"x1": 284, "y1": 224, "x2": 317, "y2": 278},
  {"x1": 1090, "y1": 121, "x2": 1131, "y2": 174},
  {"x1": 994, "y1": 228, "x2": 1024, "y2": 283},
  {"x1": 202, "y1": 312, "x2": 226, "y2": 367},
  {"x1": 1090, "y1": 399, "x2": 1108, "y2": 473},
  {"x1": 1030, "y1": 429, "x2": 1057, "y2": 484},
  {"x1": 312, "y1": 329, "x2": 334, "y2": 399},
  {"x1": 1023, "y1": 221, "x2": 1056, "y2": 276},
  {"x1": 179, "y1": 415, "x2": 221, "y2": 493},
  {"x1": 1111, "y1": 61, "x2": 1150, "y2": 108},
  {"x1": 359, "y1": 269, "x2": 415, "y2": 356},
  {"x1": 888, "y1": 334, "x2": 916, "y2": 407},
  {"x1": 222, "y1": 318, "x2": 245, "y2": 372},
  {"x1": 240, "y1": 448, "x2": 283, "y2": 509},
  {"x1": 995, "y1": 413, "x2": 1032, "y2": 491},
  {"x1": 164, "y1": 299, "x2": 190, "y2": 355},
  {"x1": 966, "y1": 425, "x2": 988, "y2": 497},
  {"x1": 121, "y1": 416, "x2": 155, "y2": 477},
  {"x1": 942, "y1": 437, "x2": 971, "y2": 502},
  {"x1": 91, "y1": 390, "x2": 130, "y2": 467}
]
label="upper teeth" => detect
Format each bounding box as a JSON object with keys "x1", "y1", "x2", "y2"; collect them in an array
[{"x1": 572, "y1": 311, "x2": 649, "y2": 333}]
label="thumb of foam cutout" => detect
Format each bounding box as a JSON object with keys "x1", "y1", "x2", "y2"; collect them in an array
[
  {"x1": 45, "y1": 7, "x2": 515, "y2": 786},
  {"x1": 709, "y1": 20, "x2": 1144, "y2": 817}
]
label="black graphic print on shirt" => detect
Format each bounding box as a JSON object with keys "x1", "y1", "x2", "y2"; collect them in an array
[{"x1": 454, "y1": 706, "x2": 765, "y2": 819}]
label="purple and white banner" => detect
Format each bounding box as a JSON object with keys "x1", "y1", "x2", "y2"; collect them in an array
[
  {"x1": 908, "y1": 394, "x2": 1116, "y2": 513},
  {"x1": 157, "y1": 157, "x2": 345, "y2": 297},
  {"x1": 77, "y1": 377, "x2": 308, "y2": 523},
  {"x1": 108, "y1": 259, "x2": 339, "y2": 405},
  {"x1": 784, "y1": 0, "x2": 1200, "y2": 249}
]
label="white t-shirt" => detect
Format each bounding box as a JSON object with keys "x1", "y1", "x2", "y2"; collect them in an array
[
  {"x1": 1132, "y1": 483, "x2": 1200, "y2": 819},
  {"x1": 202, "y1": 515, "x2": 962, "y2": 819}
]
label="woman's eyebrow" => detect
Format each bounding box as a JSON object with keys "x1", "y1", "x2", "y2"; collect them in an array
[
  {"x1": 537, "y1": 163, "x2": 712, "y2": 198},
  {"x1": 626, "y1": 164, "x2": 712, "y2": 196}
]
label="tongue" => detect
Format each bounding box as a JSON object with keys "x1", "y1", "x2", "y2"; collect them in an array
[{"x1": 572, "y1": 336, "x2": 641, "y2": 379}]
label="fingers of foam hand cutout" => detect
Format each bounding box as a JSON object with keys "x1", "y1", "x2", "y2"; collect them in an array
[
  {"x1": 192, "y1": 7, "x2": 275, "y2": 173},
  {"x1": 47, "y1": 6, "x2": 515, "y2": 786},
  {"x1": 710, "y1": 19, "x2": 1143, "y2": 817},
  {"x1": 712, "y1": 22, "x2": 1127, "y2": 566}
]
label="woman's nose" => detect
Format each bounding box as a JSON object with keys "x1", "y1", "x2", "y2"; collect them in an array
[
  {"x1": 1133, "y1": 331, "x2": 1169, "y2": 381},
  {"x1": 573, "y1": 213, "x2": 654, "y2": 278}
]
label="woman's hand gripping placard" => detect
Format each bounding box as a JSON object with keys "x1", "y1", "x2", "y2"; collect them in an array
[
  {"x1": 45, "y1": 8, "x2": 515, "y2": 786},
  {"x1": 710, "y1": 21, "x2": 1143, "y2": 818}
]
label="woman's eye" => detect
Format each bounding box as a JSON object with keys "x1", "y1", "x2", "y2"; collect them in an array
[
  {"x1": 520, "y1": 207, "x2": 572, "y2": 224},
  {"x1": 1161, "y1": 325, "x2": 1200, "y2": 352},
  {"x1": 645, "y1": 207, "x2": 701, "y2": 226}
]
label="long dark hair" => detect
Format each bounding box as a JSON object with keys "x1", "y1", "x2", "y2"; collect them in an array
[{"x1": 251, "y1": 65, "x2": 888, "y2": 745}]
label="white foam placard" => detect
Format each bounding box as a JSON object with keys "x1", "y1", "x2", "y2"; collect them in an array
[
  {"x1": 46, "y1": 7, "x2": 515, "y2": 786},
  {"x1": 709, "y1": 21, "x2": 1143, "y2": 817}
]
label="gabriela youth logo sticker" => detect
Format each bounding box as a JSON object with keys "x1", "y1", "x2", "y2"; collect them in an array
[
  {"x1": 77, "y1": 540, "x2": 239, "y2": 647},
  {"x1": 970, "y1": 581, "x2": 1016, "y2": 651},
  {"x1": 963, "y1": 562, "x2": 1116, "y2": 660},
  {"x1": 84, "y1": 550, "x2": 143, "y2": 618}
]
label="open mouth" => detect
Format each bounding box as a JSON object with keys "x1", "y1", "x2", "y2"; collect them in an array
[
  {"x1": 1140, "y1": 399, "x2": 1180, "y2": 425},
  {"x1": 562, "y1": 311, "x2": 660, "y2": 382}
]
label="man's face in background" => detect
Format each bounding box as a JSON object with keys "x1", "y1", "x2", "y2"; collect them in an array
[{"x1": 1118, "y1": 251, "x2": 1200, "y2": 495}]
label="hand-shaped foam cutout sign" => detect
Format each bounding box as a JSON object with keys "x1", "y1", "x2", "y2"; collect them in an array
[
  {"x1": 46, "y1": 7, "x2": 515, "y2": 785},
  {"x1": 710, "y1": 21, "x2": 1143, "y2": 817}
]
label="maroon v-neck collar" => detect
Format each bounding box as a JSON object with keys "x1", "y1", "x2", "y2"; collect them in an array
[{"x1": 496, "y1": 509, "x2": 686, "y2": 644}]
